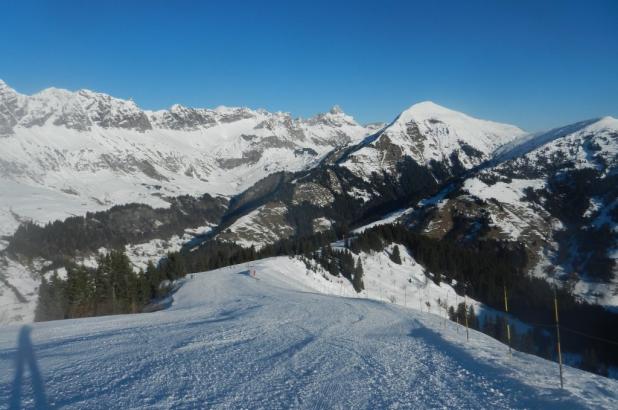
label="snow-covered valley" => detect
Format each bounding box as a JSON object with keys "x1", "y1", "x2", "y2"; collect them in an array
[{"x1": 1, "y1": 257, "x2": 616, "y2": 409}]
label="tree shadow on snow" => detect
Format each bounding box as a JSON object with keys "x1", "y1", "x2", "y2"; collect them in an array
[{"x1": 408, "y1": 327, "x2": 587, "y2": 410}]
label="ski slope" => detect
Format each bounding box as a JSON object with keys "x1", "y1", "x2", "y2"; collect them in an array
[{"x1": 1, "y1": 257, "x2": 616, "y2": 409}]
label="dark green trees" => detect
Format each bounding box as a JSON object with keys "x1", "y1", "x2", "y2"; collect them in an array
[
  {"x1": 35, "y1": 249, "x2": 157, "y2": 321},
  {"x1": 390, "y1": 245, "x2": 402, "y2": 264},
  {"x1": 34, "y1": 272, "x2": 66, "y2": 321},
  {"x1": 353, "y1": 258, "x2": 364, "y2": 292}
]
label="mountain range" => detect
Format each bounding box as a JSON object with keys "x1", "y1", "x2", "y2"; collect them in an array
[
  {"x1": 0, "y1": 79, "x2": 367, "y2": 238},
  {"x1": 0, "y1": 79, "x2": 616, "y2": 329}
]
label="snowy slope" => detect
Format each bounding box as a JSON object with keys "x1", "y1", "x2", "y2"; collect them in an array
[
  {"x1": 495, "y1": 116, "x2": 618, "y2": 173},
  {"x1": 0, "y1": 80, "x2": 368, "y2": 237},
  {"x1": 1, "y1": 257, "x2": 616, "y2": 409}
]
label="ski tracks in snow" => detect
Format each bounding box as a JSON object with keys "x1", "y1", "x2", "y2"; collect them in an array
[{"x1": 0, "y1": 260, "x2": 616, "y2": 409}]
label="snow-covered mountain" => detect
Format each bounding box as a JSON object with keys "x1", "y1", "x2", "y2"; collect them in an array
[
  {"x1": 0, "y1": 79, "x2": 368, "y2": 238},
  {"x1": 214, "y1": 102, "x2": 526, "y2": 249},
  {"x1": 1, "y1": 258, "x2": 616, "y2": 408},
  {"x1": 341, "y1": 101, "x2": 526, "y2": 181},
  {"x1": 409, "y1": 116, "x2": 618, "y2": 306},
  {"x1": 208, "y1": 109, "x2": 618, "y2": 309}
]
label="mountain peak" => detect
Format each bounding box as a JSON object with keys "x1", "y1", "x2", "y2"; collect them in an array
[
  {"x1": 0, "y1": 79, "x2": 19, "y2": 96},
  {"x1": 329, "y1": 105, "x2": 343, "y2": 115},
  {"x1": 407, "y1": 100, "x2": 448, "y2": 112},
  {"x1": 390, "y1": 100, "x2": 525, "y2": 137},
  {"x1": 596, "y1": 115, "x2": 618, "y2": 128},
  {"x1": 35, "y1": 86, "x2": 76, "y2": 99},
  {"x1": 396, "y1": 101, "x2": 471, "y2": 124}
]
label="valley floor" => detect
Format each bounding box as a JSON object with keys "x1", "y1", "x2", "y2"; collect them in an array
[{"x1": 1, "y1": 257, "x2": 616, "y2": 409}]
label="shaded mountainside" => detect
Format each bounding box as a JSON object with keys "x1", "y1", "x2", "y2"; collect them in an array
[
  {"x1": 5, "y1": 193, "x2": 228, "y2": 262},
  {"x1": 412, "y1": 116, "x2": 618, "y2": 306}
]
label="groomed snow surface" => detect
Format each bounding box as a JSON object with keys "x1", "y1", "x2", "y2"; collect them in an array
[{"x1": 1, "y1": 257, "x2": 617, "y2": 409}]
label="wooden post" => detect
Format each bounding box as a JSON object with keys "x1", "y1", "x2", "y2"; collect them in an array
[
  {"x1": 504, "y1": 285, "x2": 512, "y2": 357},
  {"x1": 554, "y1": 287, "x2": 564, "y2": 389},
  {"x1": 455, "y1": 294, "x2": 459, "y2": 333},
  {"x1": 444, "y1": 305, "x2": 448, "y2": 329},
  {"x1": 446, "y1": 292, "x2": 450, "y2": 329},
  {"x1": 464, "y1": 294, "x2": 469, "y2": 342}
]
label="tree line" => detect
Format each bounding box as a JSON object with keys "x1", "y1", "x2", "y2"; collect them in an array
[
  {"x1": 36, "y1": 250, "x2": 157, "y2": 321},
  {"x1": 348, "y1": 223, "x2": 618, "y2": 376},
  {"x1": 300, "y1": 246, "x2": 365, "y2": 292},
  {"x1": 8, "y1": 194, "x2": 227, "y2": 262}
]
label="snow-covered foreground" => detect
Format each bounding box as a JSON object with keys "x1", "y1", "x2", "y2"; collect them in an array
[{"x1": 1, "y1": 257, "x2": 616, "y2": 409}]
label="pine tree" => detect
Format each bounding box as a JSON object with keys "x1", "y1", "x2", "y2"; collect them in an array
[
  {"x1": 353, "y1": 258, "x2": 364, "y2": 292},
  {"x1": 48, "y1": 271, "x2": 67, "y2": 320},
  {"x1": 35, "y1": 271, "x2": 69, "y2": 321},
  {"x1": 456, "y1": 302, "x2": 467, "y2": 324},
  {"x1": 65, "y1": 265, "x2": 92, "y2": 317},
  {"x1": 144, "y1": 261, "x2": 161, "y2": 299},
  {"x1": 467, "y1": 305, "x2": 479, "y2": 330},
  {"x1": 448, "y1": 306, "x2": 456, "y2": 321},
  {"x1": 94, "y1": 253, "x2": 113, "y2": 315},
  {"x1": 482, "y1": 314, "x2": 496, "y2": 338},
  {"x1": 390, "y1": 245, "x2": 402, "y2": 264},
  {"x1": 518, "y1": 330, "x2": 536, "y2": 354},
  {"x1": 34, "y1": 276, "x2": 51, "y2": 322},
  {"x1": 580, "y1": 349, "x2": 608, "y2": 376}
]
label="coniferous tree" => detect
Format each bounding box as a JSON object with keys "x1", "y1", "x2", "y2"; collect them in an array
[
  {"x1": 353, "y1": 258, "x2": 364, "y2": 292},
  {"x1": 580, "y1": 349, "x2": 608, "y2": 376},
  {"x1": 482, "y1": 314, "x2": 497, "y2": 338},
  {"x1": 448, "y1": 306, "x2": 456, "y2": 322},
  {"x1": 34, "y1": 272, "x2": 67, "y2": 321},
  {"x1": 455, "y1": 302, "x2": 467, "y2": 325},
  {"x1": 34, "y1": 276, "x2": 52, "y2": 322},
  {"x1": 517, "y1": 330, "x2": 536, "y2": 354},
  {"x1": 467, "y1": 306, "x2": 479, "y2": 330},
  {"x1": 65, "y1": 265, "x2": 92, "y2": 317},
  {"x1": 47, "y1": 271, "x2": 67, "y2": 320},
  {"x1": 390, "y1": 245, "x2": 402, "y2": 264}
]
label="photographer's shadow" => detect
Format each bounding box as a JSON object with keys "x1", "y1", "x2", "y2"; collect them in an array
[{"x1": 10, "y1": 326, "x2": 49, "y2": 410}]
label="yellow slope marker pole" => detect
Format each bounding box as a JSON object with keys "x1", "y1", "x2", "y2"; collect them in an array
[
  {"x1": 504, "y1": 285, "x2": 512, "y2": 357},
  {"x1": 464, "y1": 293, "x2": 469, "y2": 342},
  {"x1": 455, "y1": 293, "x2": 459, "y2": 333},
  {"x1": 554, "y1": 287, "x2": 564, "y2": 389}
]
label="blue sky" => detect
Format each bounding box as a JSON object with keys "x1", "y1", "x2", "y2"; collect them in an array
[{"x1": 1, "y1": 0, "x2": 617, "y2": 131}]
